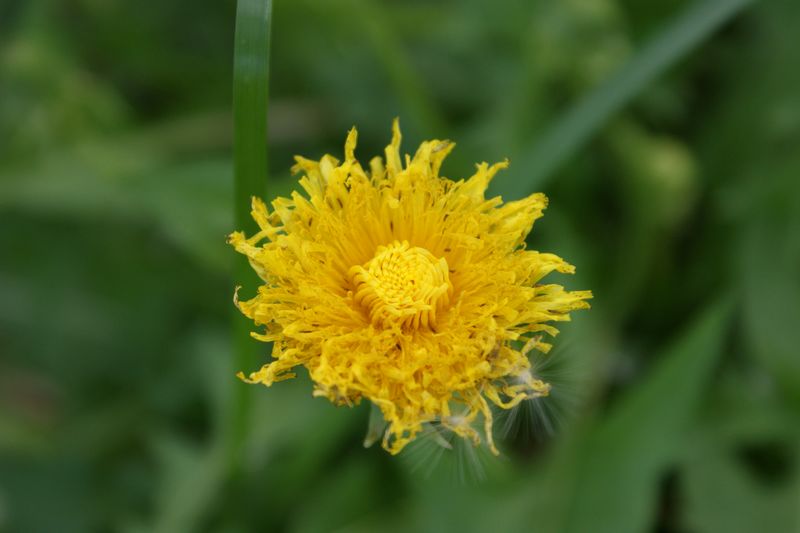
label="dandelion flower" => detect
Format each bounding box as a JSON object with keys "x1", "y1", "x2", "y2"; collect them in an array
[{"x1": 229, "y1": 121, "x2": 591, "y2": 455}]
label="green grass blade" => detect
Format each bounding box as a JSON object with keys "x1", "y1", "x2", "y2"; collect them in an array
[
  {"x1": 493, "y1": 0, "x2": 754, "y2": 199},
  {"x1": 230, "y1": 0, "x2": 272, "y2": 474},
  {"x1": 233, "y1": 0, "x2": 271, "y2": 232}
]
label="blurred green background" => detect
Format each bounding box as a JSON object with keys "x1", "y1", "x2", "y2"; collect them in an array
[{"x1": 2, "y1": 0, "x2": 799, "y2": 531}]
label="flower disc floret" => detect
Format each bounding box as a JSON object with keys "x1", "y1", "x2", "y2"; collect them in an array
[{"x1": 351, "y1": 240, "x2": 452, "y2": 330}]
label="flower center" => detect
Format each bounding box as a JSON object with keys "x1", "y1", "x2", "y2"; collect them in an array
[{"x1": 350, "y1": 240, "x2": 453, "y2": 329}]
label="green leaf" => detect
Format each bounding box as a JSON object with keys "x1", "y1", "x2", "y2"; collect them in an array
[
  {"x1": 557, "y1": 299, "x2": 734, "y2": 533},
  {"x1": 679, "y1": 390, "x2": 800, "y2": 533},
  {"x1": 149, "y1": 435, "x2": 226, "y2": 533},
  {"x1": 492, "y1": 0, "x2": 755, "y2": 199},
  {"x1": 481, "y1": 300, "x2": 735, "y2": 533},
  {"x1": 739, "y1": 177, "x2": 800, "y2": 409}
]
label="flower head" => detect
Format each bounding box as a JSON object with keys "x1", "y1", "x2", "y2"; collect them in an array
[{"x1": 229, "y1": 121, "x2": 591, "y2": 455}]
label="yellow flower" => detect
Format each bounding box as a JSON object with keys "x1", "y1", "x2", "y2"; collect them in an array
[{"x1": 229, "y1": 120, "x2": 591, "y2": 455}]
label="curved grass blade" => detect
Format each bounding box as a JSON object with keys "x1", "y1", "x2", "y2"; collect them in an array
[
  {"x1": 230, "y1": 0, "x2": 272, "y2": 474},
  {"x1": 493, "y1": 0, "x2": 755, "y2": 199}
]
